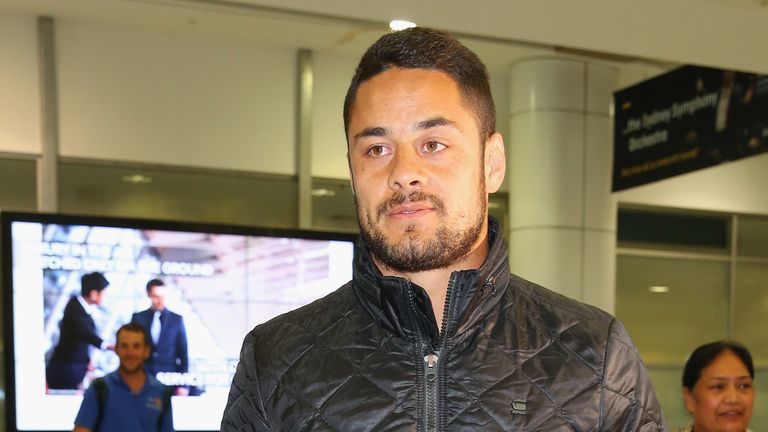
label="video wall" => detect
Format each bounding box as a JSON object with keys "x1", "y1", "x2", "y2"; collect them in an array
[{"x1": 1, "y1": 212, "x2": 356, "y2": 431}]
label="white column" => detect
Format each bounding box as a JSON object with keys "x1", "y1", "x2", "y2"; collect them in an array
[
  {"x1": 508, "y1": 57, "x2": 617, "y2": 313},
  {"x1": 37, "y1": 16, "x2": 59, "y2": 212},
  {"x1": 297, "y1": 49, "x2": 313, "y2": 229}
]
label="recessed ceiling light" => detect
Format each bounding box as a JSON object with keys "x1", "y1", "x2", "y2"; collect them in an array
[
  {"x1": 311, "y1": 188, "x2": 336, "y2": 197},
  {"x1": 122, "y1": 174, "x2": 152, "y2": 184},
  {"x1": 389, "y1": 20, "x2": 417, "y2": 31},
  {"x1": 648, "y1": 286, "x2": 670, "y2": 293}
]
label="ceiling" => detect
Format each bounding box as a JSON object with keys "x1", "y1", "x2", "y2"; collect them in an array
[
  {"x1": 224, "y1": 0, "x2": 768, "y2": 73},
  {"x1": 2, "y1": 0, "x2": 763, "y2": 73},
  {"x1": 0, "y1": 0, "x2": 563, "y2": 76}
]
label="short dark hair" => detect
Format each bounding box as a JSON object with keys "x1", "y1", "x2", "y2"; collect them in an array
[
  {"x1": 682, "y1": 340, "x2": 754, "y2": 390},
  {"x1": 80, "y1": 272, "x2": 109, "y2": 297},
  {"x1": 116, "y1": 322, "x2": 150, "y2": 346},
  {"x1": 343, "y1": 27, "x2": 496, "y2": 142},
  {"x1": 146, "y1": 278, "x2": 165, "y2": 295}
]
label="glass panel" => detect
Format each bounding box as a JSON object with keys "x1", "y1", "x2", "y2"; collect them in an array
[
  {"x1": 617, "y1": 208, "x2": 730, "y2": 254},
  {"x1": 616, "y1": 255, "x2": 729, "y2": 365},
  {"x1": 737, "y1": 216, "x2": 768, "y2": 258},
  {"x1": 732, "y1": 262, "x2": 768, "y2": 366},
  {"x1": 311, "y1": 178, "x2": 357, "y2": 232},
  {"x1": 751, "y1": 370, "x2": 768, "y2": 430},
  {"x1": 58, "y1": 161, "x2": 297, "y2": 228},
  {"x1": 0, "y1": 157, "x2": 37, "y2": 211},
  {"x1": 646, "y1": 367, "x2": 687, "y2": 430}
]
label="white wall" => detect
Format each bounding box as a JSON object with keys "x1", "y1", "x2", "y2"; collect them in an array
[
  {"x1": 56, "y1": 18, "x2": 297, "y2": 174},
  {"x1": 615, "y1": 152, "x2": 768, "y2": 216},
  {"x1": 0, "y1": 14, "x2": 41, "y2": 154}
]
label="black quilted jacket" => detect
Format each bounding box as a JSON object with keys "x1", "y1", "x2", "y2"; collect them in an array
[{"x1": 221, "y1": 219, "x2": 667, "y2": 431}]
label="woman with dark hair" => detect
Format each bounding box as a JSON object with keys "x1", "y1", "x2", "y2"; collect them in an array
[{"x1": 680, "y1": 340, "x2": 754, "y2": 432}]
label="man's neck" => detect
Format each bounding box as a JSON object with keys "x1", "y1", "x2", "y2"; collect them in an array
[
  {"x1": 374, "y1": 234, "x2": 490, "y2": 328},
  {"x1": 119, "y1": 368, "x2": 147, "y2": 394}
]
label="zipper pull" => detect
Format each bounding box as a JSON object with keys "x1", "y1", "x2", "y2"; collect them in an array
[
  {"x1": 424, "y1": 353, "x2": 439, "y2": 382},
  {"x1": 480, "y1": 274, "x2": 497, "y2": 296}
]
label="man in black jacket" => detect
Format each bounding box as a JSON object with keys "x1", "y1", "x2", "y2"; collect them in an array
[
  {"x1": 222, "y1": 27, "x2": 667, "y2": 431},
  {"x1": 47, "y1": 272, "x2": 110, "y2": 390}
]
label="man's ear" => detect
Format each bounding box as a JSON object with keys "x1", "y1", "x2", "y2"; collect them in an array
[
  {"x1": 347, "y1": 151, "x2": 356, "y2": 196},
  {"x1": 484, "y1": 132, "x2": 506, "y2": 193}
]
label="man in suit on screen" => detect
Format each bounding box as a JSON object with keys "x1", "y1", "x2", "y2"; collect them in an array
[{"x1": 131, "y1": 278, "x2": 189, "y2": 395}]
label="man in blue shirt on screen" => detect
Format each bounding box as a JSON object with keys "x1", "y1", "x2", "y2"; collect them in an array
[{"x1": 73, "y1": 323, "x2": 173, "y2": 432}]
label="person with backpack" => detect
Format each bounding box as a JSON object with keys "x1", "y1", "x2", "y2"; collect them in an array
[{"x1": 73, "y1": 323, "x2": 173, "y2": 432}]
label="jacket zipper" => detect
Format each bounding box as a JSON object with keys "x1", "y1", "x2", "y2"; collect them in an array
[
  {"x1": 423, "y1": 352, "x2": 439, "y2": 432},
  {"x1": 423, "y1": 274, "x2": 458, "y2": 432},
  {"x1": 414, "y1": 268, "x2": 501, "y2": 431}
]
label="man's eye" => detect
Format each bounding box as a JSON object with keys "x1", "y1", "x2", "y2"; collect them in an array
[
  {"x1": 366, "y1": 145, "x2": 388, "y2": 157},
  {"x1": 422, "y1": 141, "x2": 446, "y2": 153}
]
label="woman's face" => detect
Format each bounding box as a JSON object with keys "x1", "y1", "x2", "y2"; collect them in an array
[{"x1": 683, "y1": 350, "x2": 754, "y2": 432}]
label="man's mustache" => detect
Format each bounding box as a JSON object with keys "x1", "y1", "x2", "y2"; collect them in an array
[{"x1": 376, "y1": 192, "x2": 446, "y2": 220}]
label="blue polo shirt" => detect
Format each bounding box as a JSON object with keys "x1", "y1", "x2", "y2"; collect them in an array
[{"x1": 74, "y1": 370, "x2": 173, "y2": 432}]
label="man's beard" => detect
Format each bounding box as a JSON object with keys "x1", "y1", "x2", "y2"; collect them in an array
[{"x1": 356, "y1": 189, "x2": 486, "y2": 273}]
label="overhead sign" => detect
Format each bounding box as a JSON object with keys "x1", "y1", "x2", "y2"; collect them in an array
[{"x1": 613, "y1": 65, "x2": 768, "y2": 191}]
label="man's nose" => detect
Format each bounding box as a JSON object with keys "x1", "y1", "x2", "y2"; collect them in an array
[{"x1": 388, "y1": 148, "x2": 426, "y2": 191}]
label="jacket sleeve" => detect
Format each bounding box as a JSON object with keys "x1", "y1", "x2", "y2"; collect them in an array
[
  {"x1": 220, "y1": 332, "x2": 270, "y2": 431},
  {"x1": 600, "y1": 320, "x2": 668, "y2": 432},
  {"x1": 175, "y1": 315, "x2": 189, "y2": 373},
  {"x1": 65, "y1": 298, "x2": 103, "y2": 348}
]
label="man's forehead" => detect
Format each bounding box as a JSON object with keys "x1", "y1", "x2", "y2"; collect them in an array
[
  {"x1": 118, "y1": 330, "x2": 145, "y2": 343},
  {"x1": 357, "y1": 67, "x2": 456, "y2": 93},
  {"x1": 347, "y1": 68, "x2": 482, "y2": 136}
]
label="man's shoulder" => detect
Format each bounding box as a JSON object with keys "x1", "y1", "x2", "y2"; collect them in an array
[
  {"x1": 144, "y1": 371, "x2": 169, "y2": 392},
  {"x1": 65, "y1": 296, "x2": 83, "y2": 312},
  {"x1": 131, "y1": 309, "x2": 149, "y2": 319},
  {"x1": 505, "y1": 273, "x2": 614, "y2": 332},
  {"x1": 101, "y1": 370, "x2": 126, "y2": 391},
  {"x1": 240, "y1": 283, "x2": 361, "y2": 358},
  {"x1": 249, "y1": 282, "x2": 358, "y2": 339},
  {"x1": 230, "y1": 282, "x2": 366, "y2": 411},
  {"x1": 166, "y1": 309, "x2": 183, "y2": 320}
]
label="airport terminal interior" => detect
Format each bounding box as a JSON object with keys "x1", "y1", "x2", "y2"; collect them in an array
[{"x1": 1, "y1": 0, "x2": 768, "y2": 429}]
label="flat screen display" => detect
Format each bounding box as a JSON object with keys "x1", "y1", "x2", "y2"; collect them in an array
[{"x1": 1, "y1": 211, "x2": 356, "y2": 431}]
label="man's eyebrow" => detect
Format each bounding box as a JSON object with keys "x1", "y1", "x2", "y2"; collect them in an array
[
  {"x1": 352, "y1": 117, "x2": 457, "y2": 141},
  {"x1": 354, "y1": 127, "x2": 388, "y2": 140},
  {"x1": 416, "y1": 117, "x2": 458, "y2": 131}
]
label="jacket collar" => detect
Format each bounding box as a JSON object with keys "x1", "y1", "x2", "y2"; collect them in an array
[{"x1": 352, "y1": 217, "x2": 511, "y2": 345}]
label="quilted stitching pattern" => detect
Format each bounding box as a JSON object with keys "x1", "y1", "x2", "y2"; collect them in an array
[{"x1": 222, "y1": 274, "x2": 666, "y2": 431}]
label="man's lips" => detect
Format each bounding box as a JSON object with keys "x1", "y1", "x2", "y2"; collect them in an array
[{"x1": 388, "y1": 203, "x2": 433, "y2": 218}]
